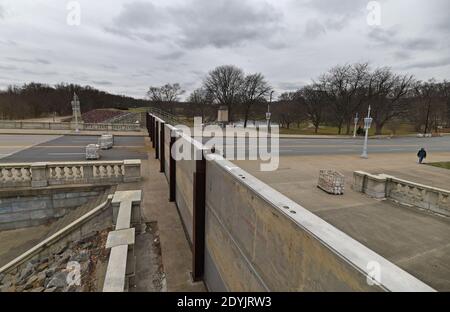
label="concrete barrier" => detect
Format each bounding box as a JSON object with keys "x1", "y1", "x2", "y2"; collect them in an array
[
  {"x1": 0, "y1": 160, "x2": 141, "y2": 189},
  {"x1": 147, "y1": 112, "x2": 435, "y2": 292},
  {"x1": 353, "y1": 171, "x2": 450, "y2": 217}
]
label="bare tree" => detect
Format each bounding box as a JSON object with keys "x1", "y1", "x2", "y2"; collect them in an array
[
  {"x1": 367, "y1": 68, "x2": 414, "y2": 135},
  {"x1": 188, "y1": 88, "x2": 213, "y2": 121},
  {"x1": 240, "y1": 73, "x2": 272, "y2": 127},
  {"x1": 204, "y1": 65, "x2": 244, "y2": 121},
  {"x1": 273, "y1": 92, "x2": 307, "y2": 129},
  {"x1": 320, "y1": 63, "x2": 369, "y2": 134},
  {"x1": 413, "y1": 79, "x2": 441, "y2": 135},
  {"x1": 297, "y1": 82, "x2": 330, "y2": 134},
  {"x1": 147, "y1": 83, "x2": 185, "y2": 104}
]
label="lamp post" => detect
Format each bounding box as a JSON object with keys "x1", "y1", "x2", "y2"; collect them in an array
[
  {"x1": 266, "y1": 90, "x2": 274, "y2": 129},
  {"x1": 353, "y1": 113, "x2": 359, "y2": 138},
  {"x1": 361, "y1": 105, "x2": 373, "y2": 159},
  {"x1": 71, "y1": 93, "x2": 81, "y2": 133}
]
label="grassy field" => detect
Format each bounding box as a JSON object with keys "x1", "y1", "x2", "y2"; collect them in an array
[
  {"x1": 428, "y1": 162, "x2": 450, "y2": 170},
  {"x1": 279, "y1": 123, "x2": 416, "y2": 136}
]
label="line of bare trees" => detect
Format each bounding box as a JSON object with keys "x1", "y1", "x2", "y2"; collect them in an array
[
  {"x1": 290, "y1": 63, "x2": 450, "y2": 135},
  {"x1": 154, "y1": 63, "x2": 448, "y2": 135},
  {"x1": 0, "y1": 82, "x2": 149, "y2": 120}
]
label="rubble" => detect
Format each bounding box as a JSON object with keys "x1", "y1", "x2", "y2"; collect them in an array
[{"x1": 0, "y1": 229, "x2": 110, "y2": 292}]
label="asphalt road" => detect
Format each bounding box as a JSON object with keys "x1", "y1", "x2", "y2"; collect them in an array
[
  {"x1": 1, "y1": 134, "x2": 449, "y2": 163},
  {"x1": 0, "y1": 135, "x2": 147, "y2": 162},
  {"x1": 203, "y1": 136, "x2": 450, "y2": 156}
]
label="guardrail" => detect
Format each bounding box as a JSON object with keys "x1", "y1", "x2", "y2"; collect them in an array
[
  {"x1": 0, "y1": 120, "x2": 141, "y2": 132},
  {"x1": 353, "y1": 171, "x2": 450, "y2": 217},
  {"x1": 103, "y1": 190, "x2": 141, "y2": 292},
  {"x1": 147, "y1": 113, "x2": 435, "y2": 292},
  {"x1": 0, "y1": 160, "x2": 141, "y2": 189}
]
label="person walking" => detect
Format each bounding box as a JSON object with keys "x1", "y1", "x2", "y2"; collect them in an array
[{"x1": 417, "y1": 148, "x2": 427, "y2": 164}]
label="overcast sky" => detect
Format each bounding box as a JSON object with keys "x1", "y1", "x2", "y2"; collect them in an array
[{"x1": 0, "y1": 0, "x2": 449, "y2": 99}]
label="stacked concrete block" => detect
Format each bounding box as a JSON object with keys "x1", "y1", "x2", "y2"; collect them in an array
[{"x1": 317, "y1": 169, "x2": 345, "y2": 195}]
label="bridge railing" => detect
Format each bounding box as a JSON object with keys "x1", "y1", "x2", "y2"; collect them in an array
[{"x1": 0, "y1": 160, "x2": 141, "y2": 189}]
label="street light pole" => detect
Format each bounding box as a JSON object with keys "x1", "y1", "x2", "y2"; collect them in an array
[
  {"x1": 353, "y1": 113, "x2": 359, "y2": 138},
  {"x1": 71, "y1": 93, "x2": 81, "y2": 133},
  {"x1": 266, "y1": 90, "x2": 274, "y2": 129},
  {"x1": 361, "y1": 105, "x2": 373, "y2": 159}
]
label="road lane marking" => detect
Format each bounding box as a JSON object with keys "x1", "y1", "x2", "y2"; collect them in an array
[{"x1": 48, "y1": 153, "x2": 85, "y2": 155}]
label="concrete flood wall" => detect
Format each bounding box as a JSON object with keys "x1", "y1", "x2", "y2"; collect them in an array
[
  {"x1": 146, "y1": 113, "x2": 435, "y2": 292},
  {"x1": 0, "y1": 186, "x2": 107, "y2": 231}
]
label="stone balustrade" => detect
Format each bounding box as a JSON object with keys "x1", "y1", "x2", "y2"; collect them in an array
[
  {"x1": 353, "y1": 171, "x2": 450, "y2": 217},
  {"x1": 0, "y1": 160, "x2": 141, "y2": 188},
  {"x1": 0, "y1": 120, "x2": 141, "y2": 132}
]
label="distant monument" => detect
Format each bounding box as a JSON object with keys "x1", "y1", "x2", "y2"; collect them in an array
[
  {"x1": 217, "y1": 106, "x2": 229, "y2": 125},
  {"x1": 71, "y1": 93, "x2": 83, "y2": 132}
]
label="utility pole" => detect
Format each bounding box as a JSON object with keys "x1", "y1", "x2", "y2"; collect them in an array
[{"x1": 361, "y1": 105, "x2": 373, "y2": 159}]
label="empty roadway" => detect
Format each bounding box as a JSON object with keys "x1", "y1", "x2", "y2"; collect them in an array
[{"x1": 0, "y1": 134, "x2": 147, "y2": 162}]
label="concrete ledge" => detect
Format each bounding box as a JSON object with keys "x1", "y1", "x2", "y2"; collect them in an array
[
  {"x1": 103, "y1": 245, "x2": 129, "y2": 292},
  {"x1": 104, "y1": 189, "x2": 141, "y2": 292},
  {"x1": 106, "y1": 228, "x2": 135, "y2": 249}
]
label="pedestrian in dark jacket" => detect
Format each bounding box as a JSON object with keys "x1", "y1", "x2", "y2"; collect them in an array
[
  {"x1": 356, "y1": 126, "x2": 363, "y2": 136},
  {"x1": 417, "y1": 148, "x2": 427, "y2": 164}
]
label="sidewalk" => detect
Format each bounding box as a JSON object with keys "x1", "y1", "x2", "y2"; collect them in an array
[
  {"x1": 0, "y1": 128, "x2": 147, "y2": 137},
  {"x1": 117, "y1": 137, "x2": 205, "y2": 292}
]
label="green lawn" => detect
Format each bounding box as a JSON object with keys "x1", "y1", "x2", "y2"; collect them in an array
[
  {"x1": 428, "y1": 162, "x2": 450, "y2": 170},
  {"x1": 278, "y1": 123, "x2": 416, "y2": 136}
]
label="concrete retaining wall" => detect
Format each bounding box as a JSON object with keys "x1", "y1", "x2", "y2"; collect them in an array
[{"x1": 0, "y1": 186, "x2": 106, "y2": 230}]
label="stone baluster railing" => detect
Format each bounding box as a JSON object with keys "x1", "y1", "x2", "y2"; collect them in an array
[
  {"x1": 0, "y1": 120, "x2": 141, "y2": 132},
  {"x1": 0, "y1": 160, "x2": 141, "y2": 189},
  {"x1": 353, "y1": 171, "x2": 450, "y2": 217}
]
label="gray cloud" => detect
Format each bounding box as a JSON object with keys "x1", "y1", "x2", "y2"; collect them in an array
[
  {"x1": 0, "y1": 64, "x2": 17, "y2": 71},
  {"x1": 304, "y1": 0, "x2": 368, "y2": 31},
  {"x1": 0, "y1": 0, "x2": 448, "y2": 98},
  {"x1": 399, "y1": 56, "x2": 450, "y2": 70},
  {"x1": 304, "y1": 19, "x2": 327, "y2": 39},
  {"x1": 156, "y1": 51, "x2": 184, "y2": 60},
  {"x1": 112, "y1": 2, "x2": 166, "y2": 29},
  {"x1": 0, "y1": 4, "x2": 4, "y2": 19},
  {"x1": 7, "y1": 57, "x2": 51, "y2": 65},
  {"x1": 106, "y1": 0, "x2": 282, "y2": 49},
  {"x1": 173, "y1": 0, "x2": 281, "y2": 48},
  {"x1": 92, "y1": 80, "x2": 113, "y2": 86}
]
